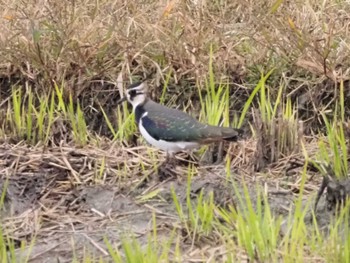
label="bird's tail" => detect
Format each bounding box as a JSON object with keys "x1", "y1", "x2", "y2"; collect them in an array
[
  {"x1": 221, "y1": 127, "x2": 244, "y2": 142},
  {"x1": 200, "y1": 126, "x2": 244, "y2": 143}
]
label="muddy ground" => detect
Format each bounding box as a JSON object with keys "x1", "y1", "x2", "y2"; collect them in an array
[{"x1": 0, "y1": 140, "x2": 339, "y2": 262}]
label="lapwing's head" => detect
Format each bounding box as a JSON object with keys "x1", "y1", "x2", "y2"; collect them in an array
[{"x1": 118, "y1": 82, "x2": 148, "y2": 109}]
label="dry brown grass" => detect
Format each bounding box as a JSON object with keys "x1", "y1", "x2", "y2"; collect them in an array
[
  {"x1": 0, "y1": 136, "x2": 241, "y2": 258},
  {"x1": 1, "y1": 0, "x2": 349, "y2": 89},
  {"x1": 0, "y1": 137, "x2": 323, "y2": 261},
  {"x1": 1, "y1": 0, "x2": 349, "y2": 136}
]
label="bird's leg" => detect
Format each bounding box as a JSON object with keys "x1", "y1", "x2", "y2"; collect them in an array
[
  {"x1": 214, "y1": 141, "x2": 225, "y2": 164},
  {"x1": 164, "y1": 151, "x2": 179, "y2": 165},
  {"x1": 158, "y1": 151, "x2": 177, "y2": 180},
  {"x1": 165, "y1": 151, "x2": 170, "y2": 163},
  {"x1": 200, "y1": 142, "x2": 225, "y2": 165}
]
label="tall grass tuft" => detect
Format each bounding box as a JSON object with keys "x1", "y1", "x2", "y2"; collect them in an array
[
  {"x1": 253, "y1": 71, "x2": 301, "y2": 170},
  {"x1": 3, "y1": 83, "x2": 91, "y2": 146},
  {"x1": 313, "y1": 81, "x2": 348, "y2": 179},
  {"x1": 198, "y1": 45, "x2": 230, "y2": 127}
]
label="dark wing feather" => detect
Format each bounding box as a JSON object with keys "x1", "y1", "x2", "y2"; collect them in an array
[
  {"x1": 141, "y1": 100, "x2": 209, "y2": 142},
  {"x1": 141, "y1": 108, "x2": 204, "y2": 142},
  {"x1": 142, "y1": 100, "x2": 241, "y2": 142}
]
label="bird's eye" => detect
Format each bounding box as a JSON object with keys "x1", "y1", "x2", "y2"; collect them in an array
[{"x1": 129, "y1": 90, "x2": 137, "y2": 97}]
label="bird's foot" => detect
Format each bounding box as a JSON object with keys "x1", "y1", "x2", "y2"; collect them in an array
[
  {"x1": 176, "y1": 152, "x2": 200, "y2": 166},
  {"x1": 201, "y1": 143, "x2": 225, "y2": 165},
  {"x1": 157, "y1": 159, "x2": 178, "y2": 181}
]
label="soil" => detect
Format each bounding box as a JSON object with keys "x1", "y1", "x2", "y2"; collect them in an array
[{"x1": 0, "y1": 141, "x2": 345, "y2": 262}]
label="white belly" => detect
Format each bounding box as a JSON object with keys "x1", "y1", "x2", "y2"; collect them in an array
[{"x1": 139, "y1": 118, "x2": 199, "y2": 154}]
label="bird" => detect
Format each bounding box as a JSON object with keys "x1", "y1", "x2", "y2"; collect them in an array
[{"x1": 117, "y1": 81, "x2": 243, "y2": 164}]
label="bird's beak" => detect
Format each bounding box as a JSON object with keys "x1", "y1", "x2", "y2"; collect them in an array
[{"x1": 116, "y1": 96, "x2": 127, "y2": 105}]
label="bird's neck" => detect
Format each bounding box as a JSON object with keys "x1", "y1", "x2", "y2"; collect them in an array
[{"x1": 134, "y1": 103, "x2": 147, "y2": 124}]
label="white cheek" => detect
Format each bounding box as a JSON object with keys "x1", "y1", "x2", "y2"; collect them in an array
[{"x1": 131, "y1": 96, "x2": 145, "y2": 110}]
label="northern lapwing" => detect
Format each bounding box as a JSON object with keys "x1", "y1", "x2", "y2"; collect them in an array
[{"x1": 117, "y1": 81, "x2": 243, "y2": 165}]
